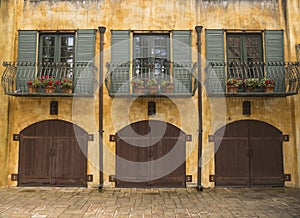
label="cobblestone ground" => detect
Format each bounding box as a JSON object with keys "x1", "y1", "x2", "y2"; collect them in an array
[{"x1": 0, "y1": 187, "x2": 299, "y2": 217}]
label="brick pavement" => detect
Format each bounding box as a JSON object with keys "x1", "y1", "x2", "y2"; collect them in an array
[{"x1": 0, "y1": 187, "x2": 299, "y2": 217}]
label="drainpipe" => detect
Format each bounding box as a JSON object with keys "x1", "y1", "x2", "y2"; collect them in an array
[
  {"x1": 195, "y1": 26, "x2": 203, "y2": 191},
  {"x1": 98, "y1": 26, "x2": 106, "y2": 190}
]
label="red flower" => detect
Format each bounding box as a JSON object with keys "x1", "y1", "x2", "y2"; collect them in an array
[
  {"x1": 27, "y1": 81, "x2": 32, "y2": 85},
  {"x1": 55, "y1": 80, "x2": 61, "y2": 85}
]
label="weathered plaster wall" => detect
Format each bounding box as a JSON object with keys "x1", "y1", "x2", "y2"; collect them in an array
[
  {"x1": 286, "y1": 0, "x2": 300, "y2": 187},
  {"x1": 0, "y1": 1, "x2": 15, "y2": 187},
  {"x1": 0, "y1": 0, "x2": 299, "y2": 187}
]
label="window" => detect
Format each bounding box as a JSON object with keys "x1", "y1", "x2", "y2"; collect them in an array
[
  {"x1": 39, "y1": 34, "x2": 75, "y2": 78},
  {"x1": 227, "y1": 33, "x2": 263, "y2": 78},
  {"x1": 14, "y1": 29, "x2": 96, "y2": 95},
  {"x1": 133, "y1": 34, "x2": 170, "y2": 79},
  {"x1": 108, "y1": 30, "x2": 195, "y2": 96}
]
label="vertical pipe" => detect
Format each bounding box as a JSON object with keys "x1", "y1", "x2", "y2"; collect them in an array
[
  {"x1": 98, "y1": 26, "x2": 106, "y2": 190},
  {"x1": 195, "y1": 26, "x2": 203, "y2": 191}
]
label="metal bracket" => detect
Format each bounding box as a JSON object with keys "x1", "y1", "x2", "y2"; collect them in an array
[
  {"x1": 87, "y1": 174, "x2": 93, "y2": 182},
  {"x1": 284, "y1": 174, "x2": 291, "y2": 181},
  {"x1": 282, "y1": 135, "x2": 289, "y2": 142},
  {"x1": 185, "y1": 135, "x2": 192, "y2": 142},
  {"x1": 185, "y1": 175, "x2": 192, "y2": 182},
  {"x1": 88, "y1": 134, "x2": 94, "y2": 141},
  {"x1": 110, "y1": 135, "x2": 117, "y2": 142},
  {"x1": 11, "y1": 174, "x2": 18, "y2": 181},
  {"x1": 13, "y1": 134, "x2": 20, "y2": 141},
  {"x1": 109, "y1": 175, "x2": 116, "y2": 182},
  {"x1": 209, "y1": 175, "x2": 215, "y2": 182},
  {"x1": 208, "y1": 135, "x2": 215, "y2": 142}
]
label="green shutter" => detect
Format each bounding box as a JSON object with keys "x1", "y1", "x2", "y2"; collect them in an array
[
  {"x1": 265, "y1": 30, "x2": 285, "y2": 92},
  {"x1": 17, "y1": 30, "x2": 37, "y2": 92},
  {"x1": 110, "y1": 30, "x2": 130, "y2": 95},
  {"x1": 205, "y1": 29, "x2": 225, "y2": 93},
  {"x1": 74, "y1": 29, "x2": 96, "y2": 94},
  {"x1": 75, "y1": 29, "x2": 96, "y2": 62},
  {"x1": 172, "y1": 30, "x2": 192, "y2": 94}
]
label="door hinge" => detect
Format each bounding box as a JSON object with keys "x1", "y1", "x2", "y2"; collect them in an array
[
  {"x1": 110, "y1": 135, "x2": 117, "y2": 142},
  {"x1": 282, "y1": 135, "x2": 289, "y2": 142},
  {"x1": 185, "y1": 175, "x2": 192, "y2": 182},
  {"x1": 109, "y1": 175, "x2": 116, "y2": 182},
  {"x1": 11, "y1": 174, "x2": 18, "y2": 181},
  {"x1": 87, "y1": 174, "x2": 93, "y2": 182},
  {"x1": 185, "y1": 135, "x2": 192, "y2": 142},
  {"x1": 208, "y1": 135, "x2": 214, "y2": 142},
  {"x1": 284, "y1": 174, "x2": 291, "y2": 181},
  {"x1": 13, "y1": 134, "x2": 20, "y2": 141},
  {"x1": 209, "y1": 175, "x2": 215, "y2": 182},
  {"x1": 88, "y1": 134, "x2": 94, "y2": 141}
]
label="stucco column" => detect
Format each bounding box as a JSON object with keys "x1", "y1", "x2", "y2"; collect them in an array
[
  {"x1": 98, "y1": 26, "x2": 106, "y2": 190},
  {"x1": 195, "y1": 25, "x2": 203, "y2": 191}
]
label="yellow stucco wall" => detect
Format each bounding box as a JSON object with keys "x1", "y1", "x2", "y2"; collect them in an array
[{"x1": 0, "y1": 0, "x2": 299, "y2": 187}]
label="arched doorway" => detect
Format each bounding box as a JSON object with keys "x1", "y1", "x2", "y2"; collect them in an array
[
  {"x1": 115, "y1": 120, "x2": 186, "y2": 188},
  {"x1": 214, "y1": 120, "x2": 284, "y2": 187},
  {"x1": 18, "y1": 120, "x2": 88, "y2": 187}
]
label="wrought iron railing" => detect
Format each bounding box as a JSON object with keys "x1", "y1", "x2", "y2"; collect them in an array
[
  {"x1": 1, "y1": 62, "x2": 98, "y2": 96},
  {"x1": 105, "y1": 62, "x2": 198, "y2": 97},
  {"x1": 204, "y1": 61, "x2": 300, "y2": 96}
]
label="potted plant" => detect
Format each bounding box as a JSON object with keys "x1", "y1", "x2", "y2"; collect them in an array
[
  {"x1": 42, "y1": 76, "x2": 58, "y2": 94},
  {"x1": 146, "y1": 79, "x2": 158, "y2": 94},
  {"x1": 27, "y1": 77, "x2": 42, "y2": 93},
  {"x1": 160, "y1": 80, "x2": 174, "y2": 93},
  {"x1": 244, "y1": 78, "x2": 260, "y2": 92},
  {"x1": 226, "y1": 78, "x2": 241, "y2": 93},
  {"x1": 61, "y1": 78, "x2": 73, "y2": 94},
  {"x1": 131, "y1": 78, "x2": 145, "y2": 94},
  {"x1": 261, "y1": 78, "x2": 275, "y2": 93}
]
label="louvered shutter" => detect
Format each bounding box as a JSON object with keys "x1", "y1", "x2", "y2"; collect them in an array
[
  {"x1": 17, "y1": 30, "x2": 37, "y2": 92},
  {"x1": 74, "y1": 29, "x2": 96, "y2": 94},
  {"x1": 109, "y1": 30, "x2": 130, "y2": 95},
  {"x1": 205, "y1": 29, "x2": 225, "y2": 93},
  {"x1": 172, "y1": 30, "x2": 192, "y2": 94},
  {"x1": 265, "y1": 30, "x2": 285, "y2": 92}
]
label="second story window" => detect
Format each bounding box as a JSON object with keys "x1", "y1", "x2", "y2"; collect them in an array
[
  {"x1": 39, "y1": 34, "x2": 75, "y2": 78},
  {"x1": 133, "y1": 34, "x2": 170, "y2": 79},
  {"x1": 227, "y1": 33, "x2": 263, "y2": 78}
]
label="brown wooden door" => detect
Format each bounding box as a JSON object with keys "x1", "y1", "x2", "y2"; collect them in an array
[
  {"x1": 214, "y1": 120, "x2": 284, "y2": 187},
  {"x1": 116, "y1": 120, "x2": 186, "y2": 188},
  {"x1": 18, "y1": 120, "x2": 88, "y2": 187}
]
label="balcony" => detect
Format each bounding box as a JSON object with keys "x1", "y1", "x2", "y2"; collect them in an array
[
  {"x1": 1, "y1": 62, "x2": 97, "y2": 97},
  {"x1": 105, "y1": 62, "x2": 198, "y2": 98},
  {"x1": 204, "y1": 62, "x2": 299, "y2": 97}
]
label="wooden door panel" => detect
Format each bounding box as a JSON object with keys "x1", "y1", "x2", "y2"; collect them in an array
[
  {"x1": 215, "y1": 139, "x2": 249, "y2": 187},
  {"x1": 250, "y1": 138, "x2": 284, "y2": 186},
  {"x1": 52, "y1": 138, "x2": 87, "y2": 187},
  {"x1": 150, "y1": 137, "x2": 186, "y2": 187},
  {"x1": 116, "y1": 137, "x2": 151, "y2": 187},
  {"x1": 116, "y1": 120, "x2": 186, "y2": 188},
  {"x1": 214, "y1": 120, "x2": 284, "y2": 188},
  {"x1": 19, "y1": 120, "x2": 88, "y2": 187},
  {"x1": 19, "y1": 138, "x2": 51, "y2": 186}
]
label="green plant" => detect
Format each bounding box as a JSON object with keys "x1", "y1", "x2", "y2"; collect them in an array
[
  {"x1": 131, "y1": 78, "x2": 144, "y2": 88},
  {"x1": 146, "y1": 79, "x2": 158, "y2": 87},
  {"x1": 244, "y1": 78, "x2": 260, "y2": 88},
  {"x1": 160, "y1": 80, "x2": 174, "y2": 87},
  {"x1": 61, "y1": 78, "x2": 73, "y2": 89},
  {"x1": 28, "y1": 77, "x2": 42, "y2": 88},
  {"x1": 227, "y1": 78, "x2": 242, "y2": 87},
  {"x1": 261, "y1": 78, "x2": 275, "y2": 87}
]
